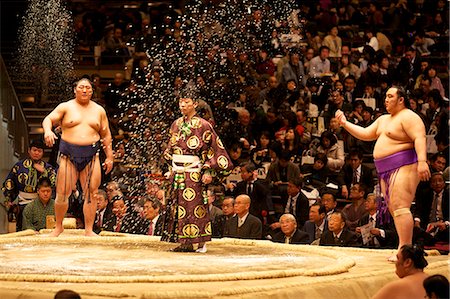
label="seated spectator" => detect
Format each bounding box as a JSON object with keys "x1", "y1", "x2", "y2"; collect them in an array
[
  {"x1": 251, "y1": 131, "x2": 272, "y2": 167},
  {"x1": 104, "y1": 196, "x2": 140, "y2": 234},
  {"x1": 224, "y1": 194, "x2": 262, "y2": 239},
  {"x1": 213, "y1": 196, "x2": 235, "y2": 238},
  {"x1": 266, "y1": 150, "x2": 301, "y2": 203},
  {"x1": 104, "y1": 73, "x2": 128, "y2": 116},
  {"x1": 338, "y1": 54, "x2": 361, "y2": 81},
  {"x1": 322, "y1": 26, "x2": 342, "y2": 60},
  {"x1": 356, "y1": 193, "x2": 397, "y2": 249},
  {"x1": 282, "y1": 127, "x2": 303, "y2": 164},
  {"x1": 348, "y1": 100, "x2": 365, "y2": 125},
  {"x1": 308, "y1": 46, "x2": 331, "y2": 78},
  {"x1": 316, "y1": 131, "x2": 345, "y2": 173},
  {"x1": 301, "y1": 153, "x2": 330, "y2": 190},
  {"x1": 429, "y1": 152, "x2": 447, "y2": 173},
  {"x1": 412, "y1": 32, "x2": 435, "y2": 57},
  {"x1": 280, "y1": 50, "x2": 306, "y2": 88},
  {"x1": 321, "y1": 192, "x2": 338, "y2": 221},
  {"x1": 22, "y1": 177, "x2": 55, "y2": 232},
  {"x1": 423, "y1": 274, "x2": 449, "y2": 299},
  {"x1": 93, "y1": 189, "x2": 112, "y2": 234},
  {"x1": 137, "y1": 197, "x2": 163, "y2": 236},
  {"x1": 100, "y1": 27, "x2": 130, "y2": 64},
  {"x1": 372, "y1": 245, "x2": 429, "y2": 299},
  {"x1": 342, "y1": 183, "x2": 367, "y2": 231},
  {"x1": 233, "y1": 162, "x2": 275, "y2": 230},
  {"x1": 414, "y1": 172, "x2": 449, "y2": 243},
  {"x1": 302, "y1": 203, "x2": 328, "y2": 244},
  {"x1": 323, "y1": 89, "x2": 352, "y2": 125},
  {"x1": 353, "y1": 28, "x2": 379, "y2": 53},
  {"x1": 271, "y1": 213, "x2": 309, "y2": 244},
  {"x1": 426, "y1": 89, "x2": 446, "y2": 130},
  {"x1": 207, "y1": 189, "x2": 223, "y2": 222},
  {"x1": 255, "y1": 48, "x2": 276, "y2": 76},
  {"x1": 320, "y1": 211, "x2": 361, "y2": 247},
  {"x1": 339, "y1": 149, "x2": 374, "y2": 198}
]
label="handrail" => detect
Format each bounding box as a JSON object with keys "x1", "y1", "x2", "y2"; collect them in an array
[{"x1": 0, "y1": 54, "x2": 29, "y2": 158}]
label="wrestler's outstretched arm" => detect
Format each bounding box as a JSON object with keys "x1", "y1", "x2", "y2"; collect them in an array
[
  {"x1": 335, "y1": 109, "x2": 379, "y2": 141},
  {"x1": 402, "y1": 111, "x2": 431, "y2": 182},
  {"x1": 42, "y1": 103, "x2": 66, "y2": 147}
]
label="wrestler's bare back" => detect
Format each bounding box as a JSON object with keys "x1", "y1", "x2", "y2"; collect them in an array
[
  {"x1": 373, "y1": 109, "x2": 418, "y2": 159},
  {"x1": 59, "y1": 100, "x2": 105, "y2": 146}
]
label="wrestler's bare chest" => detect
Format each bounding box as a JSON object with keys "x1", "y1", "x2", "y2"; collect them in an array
[
  {"x1": 62, "y1": 106, "x2": 101, "y2": 131},
  {"x1": 377, "y1": 114, "x2": 411, "y2": 143}
]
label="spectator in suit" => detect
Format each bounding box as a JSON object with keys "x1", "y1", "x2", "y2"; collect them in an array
[
  {"x1": 320, "y1": 211, "x2": 361, "y2": 247},
  {"x1": 356, "y1": 193, "x2": 397, "y2": 249},
  {"x1": 213, "y1": 196, "x2": 235, "y2": 238},
  {"x1": 372, "y1": 244, "x2": 429, "y2": 299},
  {"x1": 224, "y1": 194, "x2": 262, "y2": 239},
  {"x1": 271, "y1": 214, "x2": 309, "y2": 244},
  {"x1": 303, "y1": 203, "x2": 328, "y2": 244},
  {"x1": 429, "y1": 152, "x2": 447, "y2": 173},
  {"x1": 266, "y1": 150, "x2": 301, "y2": 206},
  {"x1": 342, "y1": 183, "x2": 367, "y2": 231},
  {"x1": 321, "y1": 192, "x2": 338, "y2": 221},
  {"x1": 414, "y1": 172, "x2": 449, "y2": 243},
  {"x1": 339, "y1": 150, "x2": 374, "y2": 198},
  {"x1": 395, "y1": 47, "x2": 422, "y2": 88},
  {"x1": 103, "y1": 196, "x2": 140, "y2": 234},
  {"x1": 280, "y1": 50, "x2": 306, "y2": 89},
  {"x1": 283, "y1": 177, "x2": 309, "y2": 228},
  {"x1": 139, "y1": 197, "x2": 163, "y2": 236},
  {"x1": 207, "y1": 189, "x2": 223, "y2": 222},
  {"x1": 93, "y1": 189, "x2": 112, "y2": 233},
  {"x1": 234, "y1": 163, "x2": 275, "y2": 227}
]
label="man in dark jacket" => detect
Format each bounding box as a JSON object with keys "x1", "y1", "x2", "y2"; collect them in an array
[{"x1": 320, "y1": 211, "x2": 361, "y2": 247}]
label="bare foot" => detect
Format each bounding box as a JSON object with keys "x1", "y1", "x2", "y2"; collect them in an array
[
  {"x1": 49, "y1": 227, "x2": 64, "y2": 237},
  {"x1": 84, "y1": 231, "x2": 97, "y2": 237}
]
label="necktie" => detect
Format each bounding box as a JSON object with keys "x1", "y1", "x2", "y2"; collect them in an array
[
  {"x1": 430, "y1": 192, "x2": 439, "y2": 222},
  {"x1": 334, "y1": 236, "x2": 340, "y2": 245},
  {"x1": 147, "y1": 221, "x2": 154, "y2": 236},
  {"x1": 247, "y1": 183, "x2": 253, "y2": 194},
  {"x1": 115, "y1": 219, "x2": 122, "y2": 232},
  {"x1": 285, "y1": 236, "x2": 291, "y2": 244},
  {"x1": 409, "y1": 62, "x2": 414, "y2": 75},
  {"x1": 315, "y1": 226, "x2": 321, "y2": 239},
  {"x1": 352, "y1": 169, "x2": 359, "y2": 185}
]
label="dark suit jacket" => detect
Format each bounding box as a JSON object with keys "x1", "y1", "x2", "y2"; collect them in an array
[
  {"x1": 135, "y1": 214, "x2": 164, "y2": 236},
  {"x1": 224, "y1": 213, "x2": 262, "y2": 239},
  {"x1": 339, "y1": 163, "x2": 374, "y2": 193},
  {"x1": 272, "y1": 229, "x2": 310, "y2": 244},
  {"x1": 357, "y1": 214, "x2": 397, "y2": 249},
  {"x1": 319, "y1": 229, "x2": 361, "y2": 247},
  {"x1": 234, "y1": 179, "x2": 275, "y2": 224},
  {"x1": 285, "y1": 192, "x2": 310, "y2": 228},
  {"x1": 103, "y1": 212, "x2": 141, "y2": 234},
  {"x1": 414, "y1": 186, "x2": 449, "y2": 229},
  {"x1": 93, "y1": 203, "x2": 113, "y2": 234},
  {"x1": 302, "y1": 219, "x2": 329, "y2": 244}
]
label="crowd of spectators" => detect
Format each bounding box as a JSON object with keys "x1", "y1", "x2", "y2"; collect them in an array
[{"x1": 6, "y1": 1, "x2": 449, "y2": 253}]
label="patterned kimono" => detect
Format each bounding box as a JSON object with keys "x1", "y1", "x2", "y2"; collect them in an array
[
  {"x1": 163, "y1": 116, "x2": 232, "y2": 244},
  {"x1": 2, "y1": 158, "x2": 57, "y2": 204}
]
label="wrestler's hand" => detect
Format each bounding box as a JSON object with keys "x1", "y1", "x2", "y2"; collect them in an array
[
  {"x1": 417, "y1": 161, "x2": 431, "y2": 181},
  {"x1": 44, "y1": 131, "x2": 58, "y2": 147},
  {"x1": 103, "y1": 158, "x2": 114, "y2": 174},
  {"x1": 335, "y1": 110, "x2": 347, "y2": 127},
  {"x1": 202, "y1": 173, "x2": 212, "y2": 185},
  {"x1": 33, "y1": 163, "x2": 45, "y2": 173}
]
